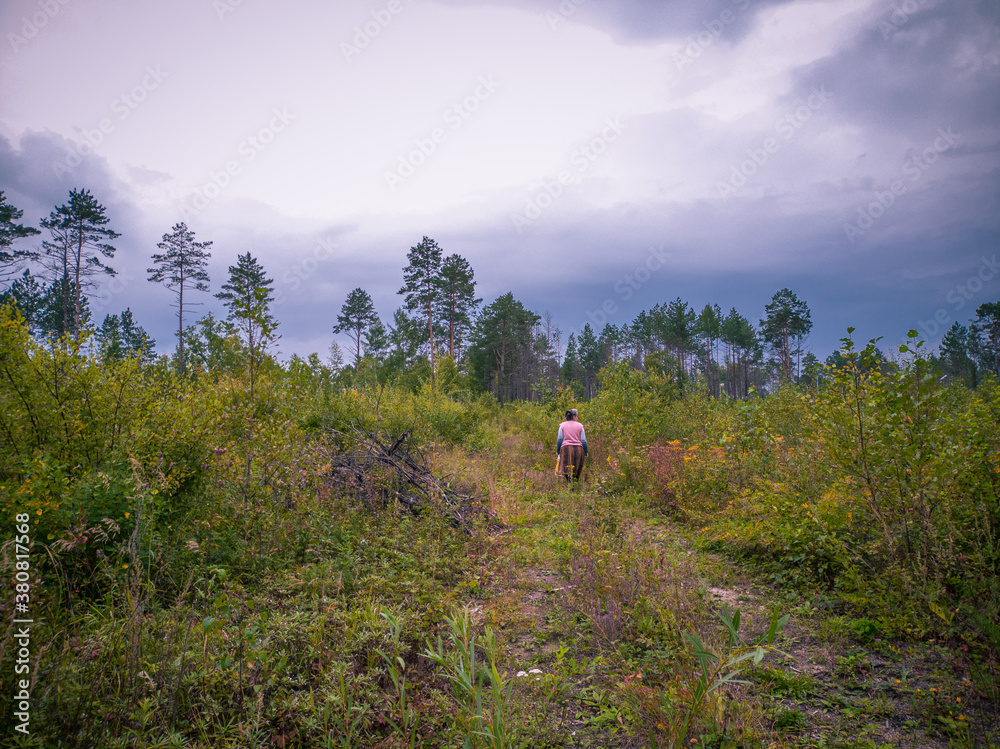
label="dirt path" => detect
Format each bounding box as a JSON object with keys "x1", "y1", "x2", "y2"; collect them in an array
[
  {"x1": 474, "y1": 474, "x2": 999, "y2": 748},
  {"x1": 684, "y1": 552, "x2": 996, "y2": 748}
]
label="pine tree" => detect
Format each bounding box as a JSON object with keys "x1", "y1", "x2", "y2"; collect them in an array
[
  {"x1": 938, "y1": 322, "x2": 976, "y2": 386},
  {"x1": 148, "y1": 222, "x2": 212, "y2": 376},
  {"x1": 662, "y1": 298, "x2": 696, "y2": 376},
  {"x1": 334, "y1": 287, "x2": 378, "y2": 364},
  {"x1": 468, "y1": 292, "x2": 539, "y2": 404},
  {"x1": 598, "y1": 324, "x2": 620, "y2": 364},
  {"x1": 973, "y1": 302, "x2": 1000, "y2": 378},
  {"x1": 37, "y1": 206, "x2": 73, "y2": 336},
  {"x1": 437, "y1": 253, "x2": 480, "y2": 359},
  {"x1": 618, "y1": 322, "x2": 638, "y2": 366},
  {"x1": 39, "y1": 189, "x2": 119, "y2": 339},
  {"x1": 577, "y1": 323, "x2": 602, "y2": 398},
  {"x1": 118, "y1": 308, "x2": 155, "y2": 361},
  {"x1": 398, "y1": 236, "x2": 444, "y2": 375},
  {"x1": 631, "y1": 310, "x2": 654, "y2": 359},
  {"x1": 722, "y1": 309, "x2": 758, "y2": 398},
  {"x1": 327, "y1": 340, "x2": 346, "y2": 371},
  {"x1": 801, "y1": 351, "x2": 823, "y2": 387},
  {"x1": 216, "y1": 253, "x2": 278, "y2": 401},
  {"x1": 96, "y1": 308, "x2": 156, "y2": 363},
  {"x1": 695, "y1": 303, "x2": 723, "y2": 395},
  {"x1": 561, "y1": 332, "x2": 580, "y2": 387},
  {"x1": 532, "y1": 313, "x2": 562, "y2": 395},
  {"x1": 389, "y1": 307, "x2": 421, "y2": 362},
  {"x1": 0, "y1": 270, "x2": 45, "y2": 337},
  {"x1": 38, "y1": 276, "x2": 90, "y2": 342},
  {"x1": 364, "y1": 318, "x2": 390, "y2": 362},
  {"x1": 0, "y1": 192, "x2": 39, "y2": 281},
  {"x1": 760, "y1": 288, "x2": 812, "y2": 382}
]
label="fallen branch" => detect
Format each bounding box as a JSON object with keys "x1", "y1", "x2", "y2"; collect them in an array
[{"x1": 326, "y1": 427, "x2": 494, "y2": 531}]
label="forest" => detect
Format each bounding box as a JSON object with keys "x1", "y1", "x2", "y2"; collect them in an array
[
  {"x1": 1, "y1": 188, "x2": 999, "y2": 748},
  {"x1": 4, "y1": 191, "x2": 998, "y2": 406}
]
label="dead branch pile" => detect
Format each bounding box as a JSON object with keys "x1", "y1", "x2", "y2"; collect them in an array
[{"x1": 327, "y1": 427, "x2": 491, "y2": 530}]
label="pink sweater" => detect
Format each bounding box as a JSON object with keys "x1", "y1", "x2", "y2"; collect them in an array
[{"x1": 557, "y1": 420, "x2": 587, "y2": 453}]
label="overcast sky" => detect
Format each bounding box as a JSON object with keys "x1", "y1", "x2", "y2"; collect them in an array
[{"x1": 1, "y1": 0, "x2": 998, "y2": 360}]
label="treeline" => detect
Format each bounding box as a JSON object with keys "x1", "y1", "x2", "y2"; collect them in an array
[{"x1": 3, "y1": 189, "x2": 999, "y2": 400}]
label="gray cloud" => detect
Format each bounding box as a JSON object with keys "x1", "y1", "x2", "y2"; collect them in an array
[
  {"x1": 430, "y1": 0, "x2": 792, "y2": 44},
  {"x1": 2, "y1": 0, "x2": 998, "y2": 360}
]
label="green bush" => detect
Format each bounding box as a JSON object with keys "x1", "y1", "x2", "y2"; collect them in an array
[{"x1": 647, "y1": 331, "x2": 999, "y2": 639}]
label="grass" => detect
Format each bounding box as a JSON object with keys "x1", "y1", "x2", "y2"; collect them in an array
[{"x1": 3, "y1": 407, "x2": 999, "y2": 748}]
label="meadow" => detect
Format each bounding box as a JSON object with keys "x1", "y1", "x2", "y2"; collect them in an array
[{"x1": 1, "y1": 309, "x2": 998, "y2": 748}]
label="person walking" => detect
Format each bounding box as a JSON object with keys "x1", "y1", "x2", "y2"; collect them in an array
[{"x1": 556, "y1": 408, "x2": 588, "y2": 483}]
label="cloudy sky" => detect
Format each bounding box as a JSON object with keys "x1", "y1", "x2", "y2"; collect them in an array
[{"x1": 1, "y1": 0, "x2": 998, "y2": 360}]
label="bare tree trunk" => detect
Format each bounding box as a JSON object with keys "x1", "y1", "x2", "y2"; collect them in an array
[
  {"x1": 449, "y1": 305, "x2": 455, "y2": 358},
  {"x1": 781, "y1": 325, "x2": 791, "y2": 381},
  {"x1": 73, "y1": 229, "x2": 83, "y2": 339},
  {"x1": 178, "y1": 281, "x2": 185, "y2": 376},
  {"x1": 427, "y1": 297, "x2": 436, "y2": 385}
]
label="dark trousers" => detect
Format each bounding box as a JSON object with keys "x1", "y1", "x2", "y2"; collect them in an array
[{"x1": 560, "y1": 445, "x2": 585, "y2": 481}]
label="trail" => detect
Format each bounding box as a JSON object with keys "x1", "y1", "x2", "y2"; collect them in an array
[{"x1": 465, "y1": 453, "x2": 996, "y2": 748}]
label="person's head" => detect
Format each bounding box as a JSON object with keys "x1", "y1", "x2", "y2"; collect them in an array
[{"x1": 565, "y1": 409, "x2": 574, "y2": 421}]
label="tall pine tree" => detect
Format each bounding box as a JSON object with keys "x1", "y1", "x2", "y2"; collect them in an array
[
  {"x1": 695, "y1": 303, "x2": 722, "y2": 395},
  {"x1": 760, "y1": 288, "x2": 811, "y2": 382},
  {"x1": 722, "y1": 309, "x2": 758, "y2": 399},
  {"x1": 577, "y1": 323, "x2": 602, "y2": 399},
  {"x1": 0, "y1": 192, "x2": 39, "y2": 282},
  {"x1": 973, "y1": 301, "x2": 1000, "y2": 378},
  {"x1": 216, "y1": 253, "x2": 277, "y2": 401},
  {"x1": 468, "y1": 293, "x2": 539, "y2": 404},
  {"x1": 148, "y1": 222, "x2": 212, "y2": 376},
  {"x1": 437, "y1": 253, "x2": 480, "y2": 360},
  {"x1": 398, "y1": 236, "x2": 444, "y2": 376},
  {"x1": 333, "y1": 287, "x2": 378, "y2": 365},
  {"x1": 39, "y1": 189, "x2": 119, "y2": 339}
]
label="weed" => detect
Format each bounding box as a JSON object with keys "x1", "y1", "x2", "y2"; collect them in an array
[
  {"x1": 833, "y1": 652, "x2": 873, "y2": 682},
  {"x1": 773, "y1": 707, "x2": 807, "y2": 732},
  {"x1": 422, "y1": 610, "x2": 514, "y2": 748},
  {"x1": 750, "y1": 666, "x2": 821, "y2": 699},
  {"x1": 374, "y1": 609, "x2": 420, "y2": 747},
  {"x1": 629, "y1": 604, "x2": 789, "y2": 747}
]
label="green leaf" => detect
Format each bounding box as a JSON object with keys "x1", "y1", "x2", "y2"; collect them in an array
[
  {"x1": 762, "y1": 610, "x2": 790, "y2": 645},
  {"x1": 709, "y1": 670, "x2": 750, "y2": 692}
]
